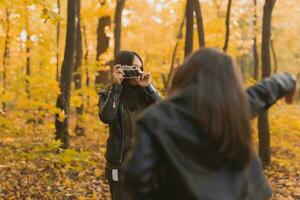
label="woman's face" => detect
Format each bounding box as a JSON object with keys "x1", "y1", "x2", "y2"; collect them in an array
[{"x1": 129, "y1": 56, "x2": 143, "y2": 85}]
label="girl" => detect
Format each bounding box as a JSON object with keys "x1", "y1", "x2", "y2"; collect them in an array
[
  {"x1": 98, "y1": 50, "x2": 160, "y2": 200},
  {"x1": 123, "y1": 48, "x2": 296, "y2": 200}
]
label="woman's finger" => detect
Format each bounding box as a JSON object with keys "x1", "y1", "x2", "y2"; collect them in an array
[
  {"x1": 115, "y1": 71, "x2": 123, "y2": 75},
  {"x1": 116, "y1": 74, "x2": 123, "y2": 79},
  {"x1": 114, "y1": 64, "x2": 121, "y2": 70},
  {"x1": 116, "y1": 68, "x2": 125, "y2": 75},
  {"x1": 144, "y1": 72, "x2": 150, "y2": 79},
  {"x1": 144, "y1": 73, "x2": 150, "y2": 79}
]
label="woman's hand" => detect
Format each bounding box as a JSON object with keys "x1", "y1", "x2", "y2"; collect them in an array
[
  {"x1": 136, "y1": 72, "x2": 152, "y2": 88},
  {"x1": 285, "y1": 75, "x2": 297, "y2": 105},
  {"x1": 112, "y1": 65, "x2": 125, "y2": 85},
  {"x1": 285, "y1": 84, "x2": 297, "y2": 104}
]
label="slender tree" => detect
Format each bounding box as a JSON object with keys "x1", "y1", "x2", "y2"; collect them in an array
[
  {"x1": 82, "y1": 24, "x2": 90, "y2": 108},
  {"x1": 2, "y1": 4, "x2": 12, "y2": 111},
  {"x1": 258, "y1": 0, "x2": 277, "y2": 166},
  {"x1": 163, "y1": 8, "x2": 186, "y2": 90},
  {"x1": 96, "y1": 19, "x2": 111, "y2": 84},
  {"x1": 73, "y1": 0, "x2": 84, "y2": 136},
  {"x1": 271, "y1": 39, "x2": 278, "y2": 73},
  {"x1": 56, "y1": 0, "x2": 61, "y2": 81},
  {"x1": 223, "y1": 0, "x2": 232, "y2": 52},
  {"x1": 95, "y1": 1, "x2": 111, "y2": 85},
  {"x1": 96, "y1": 16, "x2": 110, "y2": 61},
  {"x1": 25, "y1": 14, "x2": 31, "y2": 98},
  {"x1": 252, "y1": 0, "x2": 259, "y2": 80},
  {"x1": 194, "y1": 0, "x2": 205, "y2": 47},
  {"x1": 114, "y1": 0, "x2": 126, "y2": 57},
  {"x1": 55, "y1": 0, "x2": 79, "y2": 148},
  {"x1": 184, "y1": 0, "x2": 194, "y2": 57}
]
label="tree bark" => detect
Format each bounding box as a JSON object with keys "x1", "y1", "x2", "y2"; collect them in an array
[
  {"x1": 223, "y1": 0, "x2": 232, "y2": 52},
  {"x1": 74, "y1": 0, "x2": 84, "y2": 136},
  {"x1": 252, "y1": 0, "x2": 259, "y2": 80},
  {"x1": 55, "y1": 0, "x2": 79, "y2": 148},
  {"x1": 164, "y1": 11, "x2": 185, "y2": 91},
  {"x1": 184, "y1": 0, "x2": 194, "y2": 58},
  {"x1": 95, "y1": 14, "x2": 111, "y2": 86},
  {"x1": 96, "y1": 16, "x2": 111, "y2": 61},
  {"x1": 114, "y1": 0, "x2": 126, "y2": 57},
  {"x1": 56, "y1": 0, "x2": 61, "y2": 81},
  {"x1": 82, "y1": 24, "x2": 90, "y2": 108},
  {"x1": 194, "y1": 0, "x2": 205, "y2": 48},
  {"x1": 258, "y1": 111, "x2": 270, "y2": 166},
  {"x1": 258, "y1": 0, "x2": 276, "y2": 166},
  {"x1": 2, "y1": 5, "x2": 12, "y2": 111},
  {"x1": 271, "y1": 39, "x2": 278, "y2": 73},
  {"x1": 261, "y1": 0, "x2": 276, "y2": 78},
  {"x1": 25, "y1": 16, "x2": 31, "y2": 98}
]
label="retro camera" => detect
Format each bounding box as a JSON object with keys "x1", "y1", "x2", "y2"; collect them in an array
[{"x1": 120, "y1": 65, "x2": 143, "y2": 79}]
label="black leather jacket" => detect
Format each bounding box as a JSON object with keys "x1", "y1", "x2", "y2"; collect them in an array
[
  {"x1": 99, "y1": 84, "x2": 160, "y2": 164},
  {"x1": 123, "y1": 73, "x2": 296, "y2": 200}
]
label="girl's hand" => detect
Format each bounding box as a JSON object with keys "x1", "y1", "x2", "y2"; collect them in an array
[
  {"x1": 285, "y1": 84, "x2": 297, "y2": 104},
  {"x1": 112, "y1": 65, "x2": 125, "y2": 85},
  {"x1": 136, "y1": 72, "x2": 152, "y2": 88}
]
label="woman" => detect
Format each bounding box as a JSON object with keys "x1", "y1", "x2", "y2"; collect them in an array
[
  {"x1": 123, "y1": 48, "x2": 296, "y2": 200},
  {"x1": 98, "y1": 51, "x2": 160, "y2": 200}
]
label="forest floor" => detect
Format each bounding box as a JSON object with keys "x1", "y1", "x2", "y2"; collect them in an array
[{"x1": 0, "y1": 102, "x2": 300, "y2": 199}]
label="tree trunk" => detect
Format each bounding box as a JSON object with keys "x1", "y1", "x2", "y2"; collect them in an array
[
  {"x1": 114, "y1": 0, "x2": 126, "y2": 57},
  {"x1": 252, "y1": 0, "x2": 259, "y2": 80},
  {"x1": 82, "y1": 24, "x2": 90, "y2": 109},
  {"x1": 223, "y1": 0, "x2": 232, "y2": 52},
  {"x1": 74, "y1": 0, "x2": 84, "y2": 136},
  {"x1": 258, "y1": 111, "x2": 270, "y2": 166},
  {"x1": 56, "y1": 0, "x2": 61, "y2": 81},
  {"x1": 164, "y1": 12, "x2": 185, "y2": 91},
  {"x1": 95, "y1": 14, "x2": 111, "y2": 86},
  {"x1": 25, "y1": 17, "x2": 31, "y2": 98},
  {"x1": 184, "y1": 0, "x2": 194, "y2": 58},
  {"x1": 258, "y1": 0, "x2": 276, "y2": 166},
  {"x1": 96, "y1": 16, "x2": 111, "y2": 61},
  {"x1": 55, "y1": 0, "x2": 79, "y2": 148},
  {"x1": 261, "y1": 0, "x2": 276, "y2": 78},
  {"x1": 194, "y1": 0, "x2": 205, "y2": 48},
  {"x1": 2, "y1": 6, "x2": 12, "y2": 111},
  {"x1": 271, "y1": 39, "x2": 278, "y2": 73},
  {"x1": 239, "y1": 55, "x2": 246, "y2": 81}
]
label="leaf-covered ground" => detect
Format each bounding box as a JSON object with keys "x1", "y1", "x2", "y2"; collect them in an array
[
  {"x1": 0, "y1": 111, "x2": 111, "y2": 199},
  {"x1": 262, "y1": 103, "x2": 300, "y2": 200},
  {"x1": 0, "y1": 103, "x2": 300, "y2": 199}
]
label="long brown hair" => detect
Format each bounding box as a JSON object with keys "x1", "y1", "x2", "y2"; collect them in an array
[{"x1": 169, "y1": 48, "x2": 252, "y2": 169}]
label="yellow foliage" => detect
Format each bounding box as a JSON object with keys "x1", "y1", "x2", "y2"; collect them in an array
[{"x1": 57, "y1": 109, "x2": 67, "y2": 122}]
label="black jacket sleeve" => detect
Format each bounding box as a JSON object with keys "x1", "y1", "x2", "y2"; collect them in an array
[
  {"x1": 247, "y1": 73, "x2": 296, "y2": 118},
  {"x1": 123, "y1": 118, "x2": 159, "y2": 200},
  {"x1": 143, "y1": 84, "x2": 162, "y2": 103},
  {"x1": 98, "y1": 84, "x2": 122, "y2": 124}
]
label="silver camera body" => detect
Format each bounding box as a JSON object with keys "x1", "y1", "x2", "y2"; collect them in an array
[{"x1": 120, "y1": 65, "x2": 142, "y2": 79}]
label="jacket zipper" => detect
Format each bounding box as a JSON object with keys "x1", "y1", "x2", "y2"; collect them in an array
[
  {"x1": 113, "y1": 88, "x2": 117, "y2": 108},
  {"x1": 119, "y1": 104, "x2": 125, "y2": 163}
]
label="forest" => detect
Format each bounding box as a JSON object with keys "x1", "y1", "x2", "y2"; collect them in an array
[{"x1": 0, "y1": 0, "x2": 300, "y2": 199}]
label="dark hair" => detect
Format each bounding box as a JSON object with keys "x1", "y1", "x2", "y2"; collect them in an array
[
  {"x1": 114, "y1": 50, "x2": 149, "y2": 111},
  {"x1": 169, "y1": 48, "x2": 252, "y2": 169},
  {"x1": 115, "y1": 50, "x2": 144, "y2": 70}
]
